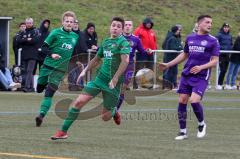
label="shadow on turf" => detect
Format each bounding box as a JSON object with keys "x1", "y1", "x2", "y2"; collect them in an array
[{"x1": 54, "y1": 80, "x2": 175, "y2": 121}]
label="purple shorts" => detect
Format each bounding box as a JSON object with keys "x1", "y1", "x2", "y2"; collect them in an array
[
  {"x1": 177, "y1": 76, "x2": 208, "y2": 97},
  {"x1": 124, "y1": 62, "x2": 135, "y2": 85}
]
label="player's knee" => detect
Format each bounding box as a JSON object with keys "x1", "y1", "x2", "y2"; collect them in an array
[
  {"x1": 179, "y1": 97, "x2": 188, "y2": 104},
  {"x1": 101, "y1": 114, "x2": 111, "y2": 121},
  {"x1": 37, "y1": 84, "x2": 45, "y2": 93},
  {"x1": 189, "y1": 94, "x2": 201, "y2": 103},
  {"x1": 189, "y1": 99, "x2": 200, "y2": 103},
  {"x1": 73, "y1": 98, "x2": 86, "y2": 109},
  {"x1": 44, "y1": 84, "x2": 57, "y2": 97}
]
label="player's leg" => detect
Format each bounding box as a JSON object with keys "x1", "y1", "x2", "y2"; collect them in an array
[
  {"x1": 51, "y1": 81, "x2": 100, "y2": 140},
  {"x1": 51, "y1": 93, "x2": 93, "y2": 140},
  {"x1": 116, "y1": 84, "x2": 127, "y2": 111},
  {"x1": 35, "y1": 66, "x2": 49, "y2": 126},
  {"x1": 175, "y1": 77, "x2": 191, "y2": 140},
  {"x1": 190, "y1": 79, "x2": 208, "y2": 138},
  {"x1": 102, "y1": 84, "x2": 121, "y2": 125},
  {"x1": 101, "y1": 107, "x2": 113, "y2": 121},
  {"x1": 36, "y1": 65, "x2": 49, "y2": 93},
  {"x1": 36, "y1": 68, "x2": 64, "y2": 126},
  {"x1": 116, "y1": 63, "x2": 134, "y2": 111},
  {"x1": 35, "y1": 83, "x2": 58, "y2": 127},
  {"x1": 175, "y1": 93, "x2": 189, "y2": 140}
]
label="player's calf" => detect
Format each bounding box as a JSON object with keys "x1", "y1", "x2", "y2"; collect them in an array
[{"x1": 101, "y1": 113, "x2": 112, "y2": 122}]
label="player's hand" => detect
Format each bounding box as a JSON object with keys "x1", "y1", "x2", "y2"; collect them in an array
[
  {"x1": 91, "y1": 45, "x2": 98, "y2": 50},
  {"x1": 159, "y1": 63, "x2": 169, "y2": 71},
  {"x1": 76, "y1": 61, "x2": 84, "y2": 69},
  {"x1": 109, "y1": 77, "x2": 118, "y2": 89},
  {"x1": 146, "y1": 48, "x2": 153, "y2": 55},
  {"x1": 76, "y1": 70, "x2": 86, "y2": 85},
  {"x1": 51, "y1": 54, "x2": 61, "y2": 60},
  {"x1": 190, "y1": 65, "x2": 202, "y2": 74}
]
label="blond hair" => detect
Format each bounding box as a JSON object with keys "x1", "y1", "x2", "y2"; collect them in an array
[{"x1": 61, "y1": 11, "x2": 76, "y2": 22}]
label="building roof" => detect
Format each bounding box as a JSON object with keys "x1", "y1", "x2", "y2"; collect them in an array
[{"x1": 0, "y1": 17, "x2": 13, "y2": 20}]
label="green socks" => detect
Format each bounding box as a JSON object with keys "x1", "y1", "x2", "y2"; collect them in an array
[
  {"x1": 61, "y1": 107, "x2": 80, "y2": 132},
  {"x1": 40, "y1": 97, "x2": 52, "y2": 116}
]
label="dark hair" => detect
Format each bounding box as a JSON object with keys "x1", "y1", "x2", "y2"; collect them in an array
[
  {"x1": 222, "y1": 22, "x2": 230, "y2": 28},
  {"x1": 197, "y1": 15, "x2": 212, "y2": 22},
  {"x1": 19, "y1": 22, "x2": 25, "y2": 27},
  {"x1": 86, "y1": 22, "x2": 95, "y2": 29},
  {"x1": 111, "y1": 17, "x2": 125, "y2": 29}
]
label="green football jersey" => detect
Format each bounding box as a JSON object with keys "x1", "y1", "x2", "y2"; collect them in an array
[
  {"x1": 96, "y1": 35, "x2": 130, "y2": 82},
  {"x1": 43, "y1": 27, "x2": 79, "y2": 71}
]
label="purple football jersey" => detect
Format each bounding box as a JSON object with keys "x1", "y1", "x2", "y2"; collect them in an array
[
  {"x1": 182, "y1": 33, "x2": 220, "y2": 80},
  {"x1": 123, "y1": 34, "x2": 146, "y2": 63}
]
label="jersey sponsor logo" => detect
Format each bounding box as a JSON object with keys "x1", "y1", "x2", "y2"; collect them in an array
[
  {"x1": 127, "y1": 40, "x2": 134, "y2": 53},
  {"x1": 201, "y1": 40, "x2": 208, "y2": 46},
  {"x1": 189, "y1": 45, "x2": 205, "y2": 53},
  {"x1": 111, "y1": 43, "x2": 117, "y2": 48},
  {"x1": 197, "y1": 90, "x2": 203, "y2": 95},
  {"x1": 103, "y1": 42, "x2": 116, "y2": 50},
  {"x1": 103, "y1": 50, "x2": 113, "y2": 59},
  {"x1": 61, "y1": 43, "x2": 73, "y2": 50},
  {"x1": 127, "y1": 40, "x2": 134, "y2": 47},
  {"x1": 72, "y1": 38, "x2": 77, "y2": 44}
]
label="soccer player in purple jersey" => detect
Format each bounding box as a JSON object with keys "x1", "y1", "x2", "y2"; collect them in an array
[
  {"x1": 114, "y1": 20, "x2": 148, "y2": 125},
  {"x1": 160, "y1": 15, "x2": 220, "y2": 140}
]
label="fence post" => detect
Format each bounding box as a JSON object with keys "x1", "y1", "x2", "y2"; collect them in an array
[
  {"x1": 215, "y1": 62, "x2": 219, "y2": 88},
  {"x1": 153, "y1": 51, "x2": 158, "y2": 88},
  {"x1": 87, "y1": 49, "x2": 91, "y2": 82}
]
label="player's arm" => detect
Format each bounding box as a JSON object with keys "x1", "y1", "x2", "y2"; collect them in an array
[
  {"x1": 83, "y1": 41, "x2": 103, "y2": 72},
  {"x1": 159, "y1": 52, "x2": 187, "y2": 71},
  {"x1": 136, "y1": 38, "x2": 148, "y2": 55},
  {"x1": 190, "y1": 56, "x2": 219, "y2": 74},
  {"x1": 84, "y1": 55, "x2": 101, "y2": 72},
  {"x1": 109, "y1": 54, "x2": 129, "y2": 89},
  {"x1": 76, "y1": 55, "x2": 101, "y2": 84},
  {"x1": 41, "y1": 43, "x2": 61, "y2": 60},
  {"x1": 42, "y1": 30, "x2": 61, "y2": 59}
]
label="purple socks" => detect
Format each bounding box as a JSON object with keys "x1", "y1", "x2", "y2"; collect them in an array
[
  {"x1": 178, "y1": 103, "x2": 187, "y2": 129},
  {"x1": 116, "y1": 94, "x2": 125, "y2": 111},
  {"x1": 191, "y1": 102, "x2": 204, "y2": 123}
]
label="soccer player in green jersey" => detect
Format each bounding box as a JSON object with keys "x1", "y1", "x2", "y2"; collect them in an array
[
  {"x1": 35, "y1": 11, "x2": 79, "y2": 127},
  {"x1": 51, "y1": 17, "x2": 130, "y2": 140}
]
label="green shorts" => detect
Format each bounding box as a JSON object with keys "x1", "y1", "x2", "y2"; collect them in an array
[
  {"x1": 83, "y1": 76, "x2": 121, "y2": 116},
  {"x1": 37, "y1": 65, "x2": 65, "y2": 87}
]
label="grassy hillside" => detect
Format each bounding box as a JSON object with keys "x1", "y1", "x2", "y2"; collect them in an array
[{"x1": 1, "y1": 0, "x2": 240, "y2": 64}]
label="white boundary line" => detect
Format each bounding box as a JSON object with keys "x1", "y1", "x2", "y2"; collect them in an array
[
  {"x1": 0, "y1": 107, "x2": 240, "y2": 115},
  {"x1": 0, "y1": 152, "x2": 74, "y2": 159}
]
